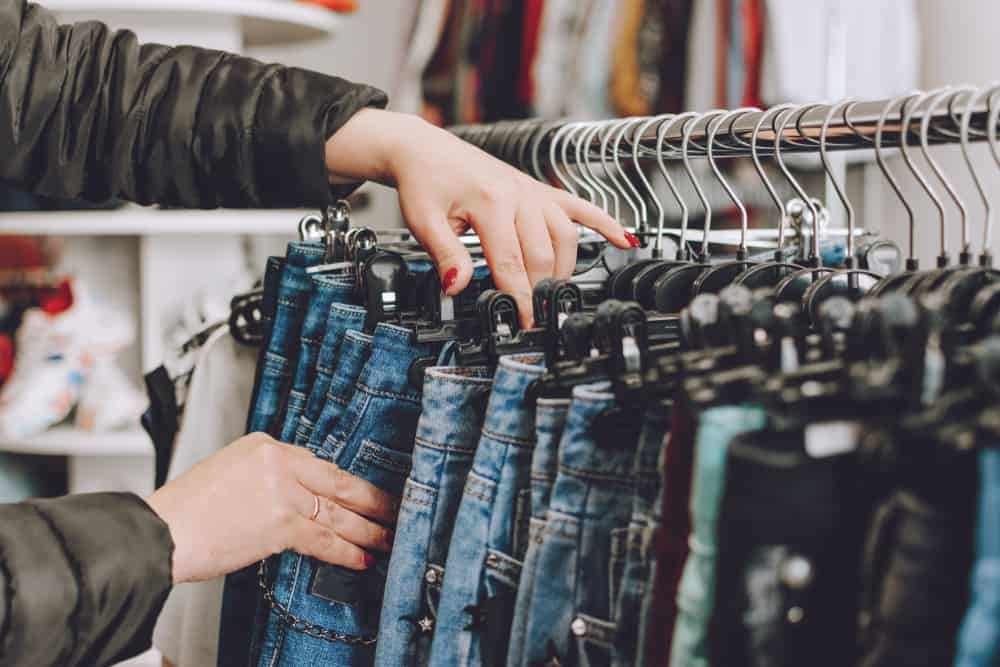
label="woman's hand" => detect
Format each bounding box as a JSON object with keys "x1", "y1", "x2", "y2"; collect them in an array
[
  {"x1": 145, "y1": 433, "x2": 397, "y2": 584},
  {"x1": 325, "y1": 109, "x2": 638, "y2": 327}
]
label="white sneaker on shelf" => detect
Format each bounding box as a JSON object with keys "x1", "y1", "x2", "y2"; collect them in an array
[
  {"x1": 76, "y1": 360, "x2": 148, "y2": 433},
  {"x1": 0, "y1": 281, "x2": 136, "y2": 440}
]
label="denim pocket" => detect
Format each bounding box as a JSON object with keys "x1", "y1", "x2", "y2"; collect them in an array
[
  {"x1": 481, "y1": 549, "x2": 522, "y2": 667},
  {"x1": 348, "y1": 439, "x2": 414, "y2": 493}
]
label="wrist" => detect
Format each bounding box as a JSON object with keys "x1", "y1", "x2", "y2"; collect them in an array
[{"x1": 325, "y1": 109, "x2": 426, "y2": 188}]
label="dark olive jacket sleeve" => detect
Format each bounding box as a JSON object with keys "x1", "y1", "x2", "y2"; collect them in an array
[
  {"x1": 0, "y1": 493, "x2": 174, "y2": 666},
  {"x1": 0, "y1": 1, "x2": 388, "y2": 208}
]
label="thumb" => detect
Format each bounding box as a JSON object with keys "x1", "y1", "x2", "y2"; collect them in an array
[{"x1": 403, "y1": 204, "x2": 474, "y2": 296}]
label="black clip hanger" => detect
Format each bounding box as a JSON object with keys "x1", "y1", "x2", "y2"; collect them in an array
[
  {"x1": 229, "y1": 289, "x2": 266, "y2": 346},
  {"x1": 360, "y1": 251, "x2": 410, "y2": 333}
]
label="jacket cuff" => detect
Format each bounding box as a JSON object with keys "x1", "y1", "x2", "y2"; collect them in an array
[
  {"x1": 252, "y1": 68, "x2": 388, "y2": 208},
  {"x1": 0, "y1": 493, "x2": 173, "y2": 666}
]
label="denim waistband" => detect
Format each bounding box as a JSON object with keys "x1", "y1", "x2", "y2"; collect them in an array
[
  {"x1": 352, "y1": 323, "x2": 433, "y2": 403},
  {"x1": 277, "y1": 243, "x2": 326, "y2": 305},
  {"x1": 299, "y1": 276, "x2": 355, "y2": 344},
  {"x1": 415, "y1": 366, "x2": 494, "y2": 454},
  {"x1": 554, "y1": 381, "x2": 636, "y2": 483},
  {"x1": 314, "y1": 304, "x2": 367, "y2": 373},
  {"x1": 480, "y1": 353, "x2": 545, "y2": 447}
]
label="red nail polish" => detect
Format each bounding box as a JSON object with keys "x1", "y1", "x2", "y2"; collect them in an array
[
  {"x1": 364, "y1": 552, "x2": 376, "y2": 568},
  {"x1": 443, "y1": 268, "x2": 458, "y2": 291},
  {"x1": 625, "y1": 232, "x2": 641, "y2": 248}
]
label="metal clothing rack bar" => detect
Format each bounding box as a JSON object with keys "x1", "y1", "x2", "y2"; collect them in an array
[{"x1": 448, "y1": 90, "x2": 1000, "y2": 161}]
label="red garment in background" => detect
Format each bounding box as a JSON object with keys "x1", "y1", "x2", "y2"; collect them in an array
[
  {"x1": 741, "y1": 0, "x2": 763, "y2": 108},
  {"x1": 645, "y1": 399, "x2": 697, "y2": 667},
  {"x1": 295, "y1": 0, "x2": 357, "y2": 12},
  {"x1": 518, "y1": 0, "x2": 544, "y2": 110}
]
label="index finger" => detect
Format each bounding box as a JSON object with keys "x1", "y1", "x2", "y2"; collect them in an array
[
  {"x1": 293, "y1": 455, "x2": 399, "y2": 525},
  {"x1": 549, "y1": 186, "x2": 633, "y2": 249}
]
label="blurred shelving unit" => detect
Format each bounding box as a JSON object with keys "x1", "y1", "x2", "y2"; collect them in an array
[{"x1": 0, "y1": 2, "x2": 338, "y2": 501}]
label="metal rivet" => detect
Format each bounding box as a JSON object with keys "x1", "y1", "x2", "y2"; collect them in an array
[
  {"x1": 425, "y1": 569, "x2": 438, "y2": 584},
  {"x1": 571, "y1": 618, "x2": 587, "y2": 637},
  {"x1": 486, "y1": 553, "x2": 498, "y2": 566},
  {"x1": 787, "y1": 606, "x2": 805, "y2": 623},
  {"x1": 780, "y1": 555, "x2": 814, "y2": 589}
]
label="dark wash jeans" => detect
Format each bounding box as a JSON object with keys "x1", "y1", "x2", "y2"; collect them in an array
[
  {"x1": 428, "y1": 354, "x2": 545, "y2": 667},
  {"x1": 514, "y1": 382, "x2": 644, "y2": 667},
  {"x1": 612, "y1": 403, "x2": 669, "y2": 667},
  {"x1": 295, "y1": 303, "x2": 367, "y2": 446},
  {"x1": 506, "y1": 397, "x2": 571, "y2": 667},
  {"x1": 375, "y1": 365, "x2": 494, "y2": 667},
  {"x1": 255, "y1": 322, "x2": 436, "y2": 666},
  {"x1": 279, "y1": 274, "x2": 355, "y2": 443},
  {"x1": 247, "y1": 242, "x2": 326, "y2": 437},
  {"x1": 218, "y1": 244, "x2": 324, "y2": 667},
  {"x1": 709, "y1": 430, "x2": 868, "y2": 667}
]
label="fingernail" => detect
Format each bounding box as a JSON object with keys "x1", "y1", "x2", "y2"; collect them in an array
[
  {"x1": 625, "y1": 232, "x2": 641, "y2": 248},
  {"x1": 364, "y1": 552, "x2": 376, "y2": 568},
  {"x1": 443, "y1": 268, "x2": 458, "y2": 291}
]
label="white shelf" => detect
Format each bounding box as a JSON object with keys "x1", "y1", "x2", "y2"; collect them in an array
[
  {"x1": 45, "y1": 0, "x2": 342, "y2": 47},
  {"x1": 0, "y1": 206, "x2": 309, "y2": 236},
  {"x1": 0, "y1": 426, "x2": 153, "y2": 457}
]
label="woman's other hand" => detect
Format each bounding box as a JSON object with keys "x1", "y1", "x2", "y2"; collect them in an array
[{"x1": 145, "y1": 433, "x2": 397, "y2": 584}]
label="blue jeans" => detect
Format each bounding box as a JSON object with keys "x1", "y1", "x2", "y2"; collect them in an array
[
  {"x1": 515, "y1": 382, "x2": 644, "y2": 667},
  {"x1": 295, "y1": 303, "x2": 367, "y2": 446},
  {"x1": 428, "y1": 354, "x2": 546, "y2": 667},
  {"x1": 255, "y1": 322, "x2": 436, "y2": 666},
  {"x1": 955, "y1": 448, "x2": 1000, "y2": 667},
  {"x1": 507, "y1": 397, "x2": 571, "y2": 667},
  {"x1": 279, "y1": 275, "x2": 355, "y2": 443},
  {"x1": 218, "y1": 246, "x2": 323, "y2": 667},
  {"x1": 305, "y1": 327, "x2": 373, "y2": 455},
  {"x1": 613, "y1": 402, "x2": 670, "y2": 667},
  {"x1": 669, "y1": 405, "x2": 767, "y2": 667},
  {"x1": 247, "y1": 242, "x2": 326, "y2": 437},
  {"x1": 375, "y1": 365, "x2": 495, "y2": 667}
]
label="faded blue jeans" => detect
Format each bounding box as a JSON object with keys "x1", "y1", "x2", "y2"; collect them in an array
[
  {"x1": 506, "y1": 397, "x2": 571, "y2": 667},
  {"x1": 514, "y1": 382, "x2": 643, "y2": 667},
  {"x1": 375, "y1": 365, "x2": 494, "y2": 667},
  {"x1": 428, "y1": 354, "x2": 545, "y2": 667}
]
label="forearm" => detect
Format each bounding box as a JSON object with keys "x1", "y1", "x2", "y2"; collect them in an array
[
  {"x1": 0, "y1": 493, "x2": 173, "y2": 667},
  {"x1": 0, "y1": 1, "x2": 387, "y2": 208}
]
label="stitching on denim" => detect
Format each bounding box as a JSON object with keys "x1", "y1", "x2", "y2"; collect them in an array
[
  {"x1": 402, "y1": 480, "x2": 436, "y2": 508},
  {"x1": 360, "y1": 440, "x2": 412, "y2": 474},
  {"x1": 463, "y1": 475, "x2": 496, "y2": 503},
  {"x1": 277, "y1": 298, "x2": 303, "y2": 308},
  {"x1": 480, "y1": 428, "x2": 535, "y2": 448},
  {"x1": 556, "y1": 463, "x2": 634, "y2": 484},
  {"x1": 414, "y1": 435, "x2": 477, "y2": 454},
  {"x1": 355, "y1": 382, "x2": 421, "y2": 404}
]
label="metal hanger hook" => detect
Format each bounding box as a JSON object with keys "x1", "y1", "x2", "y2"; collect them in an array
[
  {"x1": 613, "y1": 118, "x2": 650, "y2": 231},
  {"x1": 657, "y1": 112, "x2": 698, "y2": 259},
  {"x1": 899, "y1": 89, "x2": 949, "y2": 265},
  {"x1": 773, "y1": 105, "x2": 822, "y2": 263},
  {"x1": 751, "y1": 103, "x2": 796, "y2": 249},
  {"x1": 875, "y1": 93, "x2": 919, "y2": 267},
  {"x1": 631, "y1": 115, "x2": 669, "y2": 256},
  {"x1": 683, "y1": 110, "x2": 725, "y2": 259},
  {"x1": 548, "y1": 122, "x2": 581, "y2": 197},
  {"x1": 601, "y1": 118, "x2": 644, "y2": 228},
  {"x1": 920, "y1": 86, "x2": 970, "y2": 261},
  {"x1": 707, "y1": 107, "x2": 759, "y2": 257},
  {"x1": 820, "y1": 99, "x2": 858, "y2": 258},
  {"x1": 561, "y1": 122, "x2": 599, "y2": 205},
  {"x1": 573, "y1": 122, "x2": 611, "y2": 212}
]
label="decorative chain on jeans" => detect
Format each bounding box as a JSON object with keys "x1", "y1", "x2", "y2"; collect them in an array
[{"x1": 256, "y1": 561, "x2": 378, "y2": 646}]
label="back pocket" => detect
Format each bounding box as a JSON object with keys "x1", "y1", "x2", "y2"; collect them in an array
[{"x1": 348, "y1": 439, "x2": 414, "y2": 494}]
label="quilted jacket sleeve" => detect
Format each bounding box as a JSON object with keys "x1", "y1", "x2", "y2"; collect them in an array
[
  {"x1": 0, "y1": 1, "x2": 388, "y2": 208},
  {"x1": 0, "y1": 493, "x2": 175, "y2": 667}
]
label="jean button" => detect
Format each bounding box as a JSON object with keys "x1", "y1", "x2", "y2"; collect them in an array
[
  {"x1": 570, "y1": 617, "x2": 587, "y2": 637},
  {"x1": 779, "y1": 554, "x2": 813, "y2": 590},
  {"x1": 425, "y1": 569, "x2": 438, "y2": 584}
]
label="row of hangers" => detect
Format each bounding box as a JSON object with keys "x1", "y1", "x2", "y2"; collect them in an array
[{"x1": 230, "y1": 85, "x2": 1000, "y2": 426}]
